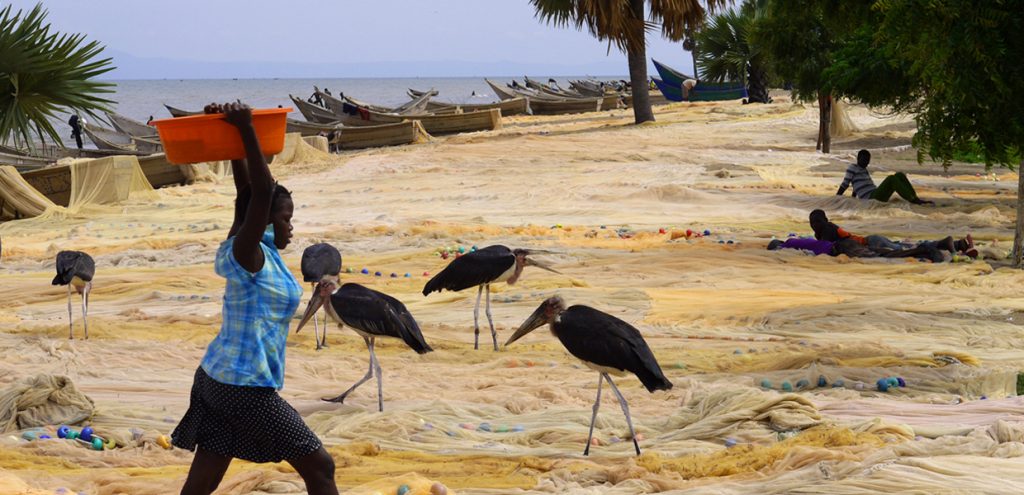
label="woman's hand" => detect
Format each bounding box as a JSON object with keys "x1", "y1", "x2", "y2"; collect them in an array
[{"x1": 222, "y1": 102, "x2": 253, "y2": 130}]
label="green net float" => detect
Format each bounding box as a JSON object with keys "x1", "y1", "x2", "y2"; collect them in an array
[
  {"x1": 91, "y1": 437, "x2": 103, "y2": 451},
  {"x1": 67, "y1": 430, "x2": 79, "y2": 440}
]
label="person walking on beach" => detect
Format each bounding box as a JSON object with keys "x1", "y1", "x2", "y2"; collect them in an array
[
  {"x1": 837, "y1": 149, "x2": 934, "y2": 205},
  {"x1": 172, "y1": 102, "x2": 338, "y2": 495},
  {"x1": 68, "y1": 114, "x2": 83, "y2": 150}
]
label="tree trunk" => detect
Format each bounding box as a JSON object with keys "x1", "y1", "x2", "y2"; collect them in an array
[
  {"x1": 746, "y1": 63, "x2": 771, "y2": 104},
  {"x1": 627, "y1": 0, "x2": 654, "y2": 124},
  {"x1": 817, "y1": 92, "x2": 832, "y2": 153},
  {"x1": 1014, "y1": 159, "x2": 1024, "y2": 267}
]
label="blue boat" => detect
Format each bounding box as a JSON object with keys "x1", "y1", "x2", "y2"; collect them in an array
[{"x1": 652, "y1": 59, "x2": 748, "y2": 102}]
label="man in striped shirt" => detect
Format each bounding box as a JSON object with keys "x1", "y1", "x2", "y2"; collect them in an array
[{"x1": 837, "y1": 150, "x2": 933, "y2": 205}]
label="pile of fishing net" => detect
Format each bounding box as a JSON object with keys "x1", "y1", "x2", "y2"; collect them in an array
[
  {"x1": 0, "y1": 156, "x2": 158, "y2": 221},
  {"x1": 0, "y1": 374, "x2": 94, "y2": 433}
]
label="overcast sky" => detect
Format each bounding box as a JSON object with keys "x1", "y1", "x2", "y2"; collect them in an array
[{"x1": 8, "y1": 0, "x2": 701, "y2": 78}]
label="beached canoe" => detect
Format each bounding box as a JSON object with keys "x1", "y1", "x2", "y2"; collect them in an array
[
  {"x1": 316, "y1": 88, "x2": 433, "y2": 116},
  {"x1": 485, "y1": 79, "x2": 521, "y2": 101},
  {"x1": 21, "y1": 164, "x2": 72, "y2": 206},
  {"x1": 528, "y1": 97, "x2": 603, "y2": 115},
  {"x1": 328, "y1": 102, "x2": 501, "y2": 135},
  {"x1": 164, "y1": 104, "x2": 200, "y2": 118},
  {"x1": 622, "y1": 90, "x2": 670, "y2": 108},
  {"x1": 652, "y1": 77, "x2": 748, "y2": 102},
  {"x1": 290, "y1": 95, "x2": 340, "y2": 124},
  {"x1": 331, "y1": 121, "x2": 426, "y2": 150},
  {"x1": 0, "y1": 149, "x2": 53, "y2": 172},
  {"x1": 83, "y1": 124, "x2": 163, "y2": 154},
  {"x1": 138, "y1": 153, "x2": 191, "y2": 188},
  {"x1": 422, "y1": 97, "x2": 529, "y2": 116},
  {"x1": 286, "y1": 118, "x2": 343, "y2": 137},
  {"x1": 652, "y1": 59, "x2": 695, "y2": 88},
  {"x1": 107, "y1": 112, "x2": 159, "y2": 138}
]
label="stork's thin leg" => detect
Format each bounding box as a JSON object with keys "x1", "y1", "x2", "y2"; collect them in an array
[
  {"x1": 323, "y1": 337, "x2": 374, "y2": 403},
  {"x1": 583, "y1": 373, "x2": 604, "y2": 456},
  {"x1": 604, "y1": 374, "x2": 640, "y2": 456},
  {"x1": 485, "y1": 284, "x2": 497, "y2": 351},
  {"x1": 66, "y1": 284, "x2": 74, "y2": 340},
  {"x1": 371, "y1": 339, "x2": 383, "y2": 412},
  {"x1": 311, "y1": 284, "x2": 321, "y2": 350},
  {"x1": 473, "y1": 285, "x2": 483, "y2": 350},
  {"x1": 319, "y1": 306, "x2": 328, "y2": 348},
  {"x1": 81, "y1": 286, "x2": 89, "y2": 340}
]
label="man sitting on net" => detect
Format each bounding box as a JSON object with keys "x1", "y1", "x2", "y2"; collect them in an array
[{"x1": 837, "y1": 149, "x2": 934, "y2": 205}]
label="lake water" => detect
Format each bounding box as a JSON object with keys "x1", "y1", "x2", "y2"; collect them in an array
[{"x1": 51, "y1": 76, "x2": 625, "y2": 147}]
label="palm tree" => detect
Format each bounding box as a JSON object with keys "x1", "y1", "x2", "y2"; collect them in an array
[
  {"x1": 696, "y1": 2, "x2": 771, "y2": 103},
  {"x1": 530, "y1": 0, "x2": 725, "y2": 124},
  {"x1": 0, "y1": 3, "x2": 115, "y2": 150}
]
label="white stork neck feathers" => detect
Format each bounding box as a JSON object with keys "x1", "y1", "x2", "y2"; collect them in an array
[{"x1": 504, "y1": 254, "x2": 527, "y2": 285}]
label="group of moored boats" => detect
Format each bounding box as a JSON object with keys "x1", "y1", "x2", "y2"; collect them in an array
[{"x1": 0, "y1": 66, "x2": 748, "y2": 220}]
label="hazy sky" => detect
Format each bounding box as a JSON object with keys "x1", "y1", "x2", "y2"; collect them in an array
[{"x1": 8, "y1": 0, "x2": 700, "y2": 78}]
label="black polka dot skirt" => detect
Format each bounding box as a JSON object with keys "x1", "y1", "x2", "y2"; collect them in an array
[{"x1": 172, "y1": 367, "x2": 322, "y2": 463}]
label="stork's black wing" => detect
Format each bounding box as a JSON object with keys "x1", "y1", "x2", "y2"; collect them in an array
[
  {"x1": 301, "y1": 243, "x2": 342, "y2": 282},
  {"x1": 335, "y1": 283, "x2": 432, "y2": 354},
  {"x1": 52, "y1": 251, "x2": 95, "y2": 286},
  {"x1": 554, "y1": 305, "x2": 672, "y2": 393},
  {"x1": 422, "y1": 245, "x2": 514, "y2": 295}
]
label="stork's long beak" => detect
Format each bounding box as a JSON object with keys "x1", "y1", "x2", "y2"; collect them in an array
[
  {"x1": 525, "y1": 257, "x2": 561, "y2": 274},
  {"x1": 505, "y1": 304, "x2": 548, "y2": 346},
  {"x1": 296, "y1": 287, "x2": 325, "y2": 334}
]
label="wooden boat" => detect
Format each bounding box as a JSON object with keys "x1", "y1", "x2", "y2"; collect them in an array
[
  {"x1": 107, "y1": 112, "x2": 158, "y2": 138},
  {"x1": 652, "y1": 59, "x2": 695, "y2": 88},
  {"x1": 528, "y1": 97, "x2": 603, "y2": 115},
  {"x1": 422, "y1": 96, "x2": 529, "y2": 116},
  {"x1": 164, "y1": 104, "x2": 200, "y2": 118},
  {"x1": 138, "y1": 153, "x2": 191, "y2": 188},
  {"x1": 21, "y1": 164, "x2": 72, "y2": 206},
  {"x1": 326, "y1": 100, "x2": 501, "y2": 135},
  {"x1": 652, "y1": 77, "x2": 747, "y2": 102},
  {"x1": 407, "y1": 88, "x2": 440, "y2": 99},
  {"x1": 289, "y1": 95, "x2": 339, "y2": 124},
  {"x1": 622, "y1": 90, "x2": 670, "y2": 108},
  {"x1": 332, "y1": 121, "x2": 424, "y2": 150},
  {"x1": 0, "y1": 148, "x2": 53, "y2": 172},
  {"x1": 485, "y1": 79, "x2": 521, "y2": 101},
  {"x1": 287, "y1": 118, "x2": 342, "y2": 137},
  {"x1": 317, "y1": 89, "x2": 433, "y2": 117},
  {"x1": 83, "y1": 124, "x2": 163, "y2": 154}
]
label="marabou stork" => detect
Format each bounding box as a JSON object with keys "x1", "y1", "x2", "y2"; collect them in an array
[
  {"x1": 301, "y1": 243, "x2": 342, "y2": 350},
  {"x1": 422, "y1": 245, "x2": 558, "y2": 351},
  {"x1": 52, "y1": 250, "x2": 95, "y2": 340},
  {"x1": 297, "y1": 280, "x2": 432, "y2": 412},
  {"x1": 505, "y1": 296, "x2": 672, "y2": 456}
]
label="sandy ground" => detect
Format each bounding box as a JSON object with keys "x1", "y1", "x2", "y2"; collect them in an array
[{"x1": 2, "y1": 98, "x2": 1024, "y2": 494}]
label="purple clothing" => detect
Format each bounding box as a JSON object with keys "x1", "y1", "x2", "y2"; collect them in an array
[{"x1": 780, "y1": 238, "x2": 835, "y2": 256}]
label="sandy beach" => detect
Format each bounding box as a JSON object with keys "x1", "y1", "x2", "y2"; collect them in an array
[{"x1": 3, "y1": 98, "x2": 1024, "y2": 494}]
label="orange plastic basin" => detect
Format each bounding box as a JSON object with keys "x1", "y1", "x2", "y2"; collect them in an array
[{"x1": 151, "y1": 108, "x2": 292, "y2": 164}]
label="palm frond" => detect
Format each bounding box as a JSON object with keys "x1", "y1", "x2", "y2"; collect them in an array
[{"x1": 0, "y1": 3, "x2": 115, "y2": 148}]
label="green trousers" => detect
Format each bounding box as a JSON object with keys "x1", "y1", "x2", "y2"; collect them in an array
[{"x1": 870, "y1": 172, "x2": 920, "y2": 202}]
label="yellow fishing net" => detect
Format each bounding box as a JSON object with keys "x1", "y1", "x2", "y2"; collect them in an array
[{"x1": 0, "y1": 98, "x2": 1022, "y2": 494}]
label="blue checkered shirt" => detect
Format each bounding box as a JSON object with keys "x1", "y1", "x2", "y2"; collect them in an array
[{"x1": 201, "y1": 228, "x2": 302, "y2": 389}]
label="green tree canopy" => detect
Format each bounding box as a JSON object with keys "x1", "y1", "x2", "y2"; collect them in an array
[
  {"x1": 0, "y1": 3, "x2": 115, "y2": 149},
  {"x1": 696, "y1": 1, "x2": 771, "y2": 103},
  {"x1": 825, "y1": 0, "x2": 1024, "y2": 264}
]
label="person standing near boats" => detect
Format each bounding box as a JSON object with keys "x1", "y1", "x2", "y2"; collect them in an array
[
  {"x1": 68, "y1": 114, "x2": 83, "y2": 149},
  {"x1": 172, "y1": 102, "x2": 338, "y2": 495}
]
